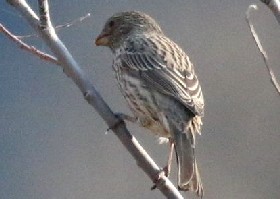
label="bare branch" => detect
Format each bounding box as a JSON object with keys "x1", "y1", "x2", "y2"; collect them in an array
[
  {"x1": 38, "y1": 0, "x2": 51, "y2": 28},
  {"x1": 246, "y1": 5, "x2": 280, "y2": 95},
  {"x1": 5, "y1": 0, "x2": 185, "y2": 198},
  {"x1": 0, "y1": 23, "x2": 59, "y2": 65},
  {"x1": 260, "y1": 0, "x2": 280, "y2": 24},
  {"x1": 16, "y1": 33, "x2": 39, "y2": 39}
]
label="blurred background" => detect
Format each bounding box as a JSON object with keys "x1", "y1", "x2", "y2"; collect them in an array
[{"x1": 0, "y1": 0, "x2": 279, "y2": 199}]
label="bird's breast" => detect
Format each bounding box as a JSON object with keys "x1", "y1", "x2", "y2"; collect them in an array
[{"x1": 114, "y1": 67, "x2": 169, "y2": 137}]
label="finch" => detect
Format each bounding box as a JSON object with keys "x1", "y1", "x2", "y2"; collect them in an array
[{"x1": 95, "y1": 11, "x2": 204, "y2": 197}]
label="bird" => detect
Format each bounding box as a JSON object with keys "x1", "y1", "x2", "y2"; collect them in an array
[{"x1": 95, "y1": 11, "x2": 204, "y2": 197}]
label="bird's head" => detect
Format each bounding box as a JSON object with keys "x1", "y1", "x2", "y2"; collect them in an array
[{"x1": 95, "y1": 11, "x2": 162, "y2": 50}]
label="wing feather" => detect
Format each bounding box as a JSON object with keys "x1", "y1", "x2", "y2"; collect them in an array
[{"x1": 116, "y1": 34, "x2": 204, "y2": 116}]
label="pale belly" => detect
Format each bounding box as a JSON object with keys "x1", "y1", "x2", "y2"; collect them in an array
[{"x1": 116, "y1": 71, "x2": 170, "y2": 138}]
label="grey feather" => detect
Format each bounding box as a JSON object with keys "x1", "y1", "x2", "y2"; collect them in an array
[
  {"x1": 116, "y1": 34, "x2": 204, "y2": 116},
  {"x1": 174, "y1": 128, "x2": 195, "y2": 186}
]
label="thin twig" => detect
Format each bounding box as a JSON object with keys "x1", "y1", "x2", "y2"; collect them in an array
[
  {"x1": 17, "y1": 12, "x2": 91, "y2": 39},
  {"x1": 0, "y1": 23, "x2": 59, "y2": 65},
  {"x1": 246, "y1": 5, "x2": 280, "y2": 95},
  {"x1": 55, "y1": 13, "x2": 91, "y2": 30}
]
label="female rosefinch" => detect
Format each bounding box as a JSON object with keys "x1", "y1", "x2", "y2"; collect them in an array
[{"x1": 95, "y1": 11, "x2": 204, "y2": 197}]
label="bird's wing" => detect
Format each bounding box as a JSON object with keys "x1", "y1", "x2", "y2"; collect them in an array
[{"x1": 116, "y1": 34, "x2": 204, "y2": 116}]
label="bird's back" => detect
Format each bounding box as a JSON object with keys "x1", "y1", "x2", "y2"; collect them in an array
[{"x1": 112, "y1": 33, "x2": 204, "y2": 137}]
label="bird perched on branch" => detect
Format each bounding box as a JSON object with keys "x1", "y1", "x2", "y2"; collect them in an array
[{"x1": 95, "y1": 11, "x2": 204, "y2": 197}]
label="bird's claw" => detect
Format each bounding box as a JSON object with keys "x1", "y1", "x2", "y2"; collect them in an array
[
  {"x1": 151, "y1": 169, "x2": 167, "y2": 190},
  {"x1": 115, "y1": 112, "x2": 138, "y2": 123},
  {"x1": 106, "y1": 112, "x2": 138, "y2": 133},
  {"x1": 106, "y1": 113, "x2": 125, "y2": 133}
]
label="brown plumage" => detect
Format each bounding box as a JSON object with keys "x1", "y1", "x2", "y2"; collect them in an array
[{"x1": 95, "y1": 11, "x2": 204, "y2": 197}]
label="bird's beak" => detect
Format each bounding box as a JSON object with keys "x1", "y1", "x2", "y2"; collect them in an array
[{"x1": 95, "y1": 33, "x2": 110, "y2": 46}]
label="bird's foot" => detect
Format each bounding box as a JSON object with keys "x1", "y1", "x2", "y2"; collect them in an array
[
  {"x1": 162, "y1": 165, "x2": 171, "y2": 177},
  {"x1": 151, "y1": 140, "x2": 174, "y2": 190},
  {"x1": 106, "y1": 112, "x2": 138, "y2": 134},
  {"x1": 115, "y1": 112, "x2": 138, "y2": 123},
  {"x1": 161, "y1": 140, "x2": 174, "y2": 177},
  {"x1": 151, "y1": 169, "x2": 167, "y2": 190}
]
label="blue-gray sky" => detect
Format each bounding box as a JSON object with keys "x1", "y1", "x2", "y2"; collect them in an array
[{"x1": 0, "y1": 1, "x2": 280, "y2": 199}]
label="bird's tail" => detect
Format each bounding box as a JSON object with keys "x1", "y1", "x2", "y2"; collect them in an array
[
  {"x1": 174, "y1": 120, "x2": 203, "y2": 197},
  {"x1": 178, "y1": 158, "x2": 203, "y2": 197}
]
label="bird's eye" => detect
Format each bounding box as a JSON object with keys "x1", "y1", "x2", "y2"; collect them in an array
[{"x1": 108, "y1": 20, "x2": 115, "y2": 28}]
